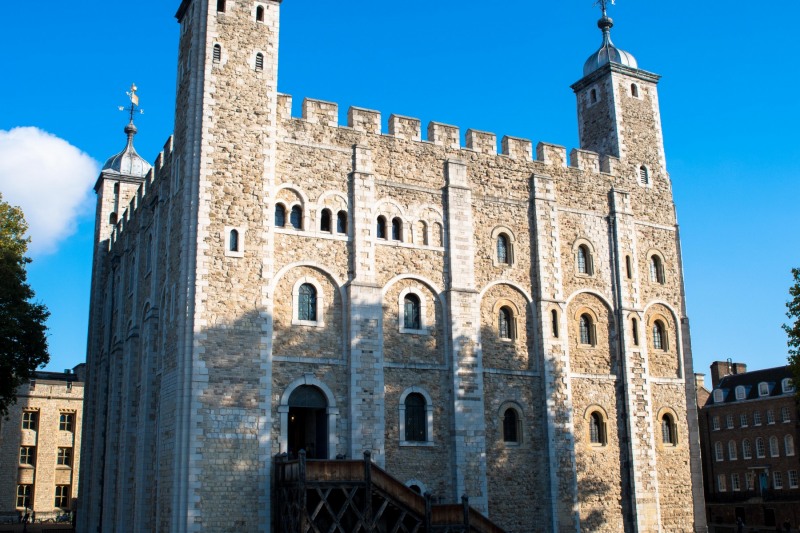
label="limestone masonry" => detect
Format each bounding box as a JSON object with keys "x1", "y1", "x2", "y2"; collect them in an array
[{"x1": 78, "y1": 1, "x2": 707, "y2": 531}]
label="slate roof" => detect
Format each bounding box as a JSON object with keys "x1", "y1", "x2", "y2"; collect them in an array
[{"x1": 711, "y1": 365, "x2": 794, "y2": 405}]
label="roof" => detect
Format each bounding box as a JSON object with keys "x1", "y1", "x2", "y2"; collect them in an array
[{"x1": 710, "y1": 365, "x2": 794, "y2": 405}]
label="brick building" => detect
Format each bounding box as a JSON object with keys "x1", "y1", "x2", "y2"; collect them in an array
[
  {"x1": 699, "y1": 361, "x2": 800, "y2": 529},
  {"x1": 0, "y1": 366, "x2": 84, "y2": 523},
  {"x1": 78, "y1": 1, "x2": 707, "y2": 532}
]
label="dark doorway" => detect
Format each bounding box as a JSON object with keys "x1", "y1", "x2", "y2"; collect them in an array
[{"x1": 288, "y1": 385, "x2": 328, "y2": 459}]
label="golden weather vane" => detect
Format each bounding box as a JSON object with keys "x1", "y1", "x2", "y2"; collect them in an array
[{"x1": 118, "y1": 83, "x2": 144, "y2": 124}]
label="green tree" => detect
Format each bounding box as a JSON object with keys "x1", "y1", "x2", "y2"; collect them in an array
[
  {"x1": 0, "y1": 193, "x2": 49, "y2": 417},
  {"x1": 785, "y1": 268, "x2": 800, "y2": 390}
]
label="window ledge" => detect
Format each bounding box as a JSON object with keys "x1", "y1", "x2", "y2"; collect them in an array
[
  {"x1": 399, "y1": 328, "x2": 428, "y2": 336},
  {"x1": 400, "y1": 441, "x2": 434, "y2": 447},
  {"x1": 292, "y1": 319, "x2": 325, "y2": 328}
]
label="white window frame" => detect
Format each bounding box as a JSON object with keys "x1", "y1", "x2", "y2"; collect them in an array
[
  {"x1": 731, "y1": 473, "x2": 741, "y2": 492},
  {"x1": 726, "y1": 414, "x2": 734, "y2": 429},
  {"x1": 756, "y1": 437, "x2": 766, "y2": 458},
  {"x1": 781, "y1": 406, "x2": 791, "y2": 423},
  {"x1": 789, "y1": 470, "x2": 799, "y2": 489},
  {"x1": 742, "y1": 439, "x2": 752, "y2": 459},
  {"x1": 785, "y1": 435, "x2": 795, "y2": 457},
  {"x1": 399, "y1": 387, "x2": 434, "y2": 447},
  {"x1": 713, "y1": 389, "x2": 724, "y2": 403},
  {"x1": 767, "y1": 409, "x2": 775, "y2": 425},
  {"x1": 292, "y1": 277, "x2": 325, "y2": 328},
  {"x1": 717, "y1": 474, "x2": 726, "y2": 492},
  {"x1": 714, "y1": 441, "x2": 724, "y2": 462},
  {"x1": 740, "y1": 413, "x2": 748, "y2": 428},
  {"x1": 782, "y1": 378, "x2": 794, "y2": 394},
  {"x1": 754, "y1": 411, "x2": 762, "y2": 426},
  {"x1": 491, "y1": 226, "x2": 516, "y2": 267},
  {"x1": 770, "y1": 436, "x2": 780, "y2": 457},
  {"x1": 398, "y1": 287, "x2": 429, "y2": 335},
  {"x1": 758, "y1": 382, "x2": 770, "y2": 397},
  {"x1": 224, "y1": 226, "x2": 245, "y2": 258},
  {"x1": 728, "y1": 440, "x2": 737, "y2": 460},
  {"x1": 735, "y1": 385, "x2": 746, "y2": 400},
  {"x1": 712, "y1": 415, "x2": 720, "y2": 431},
  {"x1": 774, "y1": 471, "x2": 783, "y2": 490}
]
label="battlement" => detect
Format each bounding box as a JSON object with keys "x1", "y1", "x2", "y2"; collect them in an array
[{"x1": 278, "y1": 94, "x2": 613, "y2": 171}]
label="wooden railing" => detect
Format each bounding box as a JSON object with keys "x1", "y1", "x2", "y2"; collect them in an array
[{"x1": 274, "y1": 451, "x2": 506, "y2": 533}]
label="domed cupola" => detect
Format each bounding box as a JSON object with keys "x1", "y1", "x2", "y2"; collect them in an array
[
  {"x1": 102, "y1": 121, "x2": 152, "y2": 178},
  {"x1": 582, "y1": 9, "x2": 638, "y2": 76}
]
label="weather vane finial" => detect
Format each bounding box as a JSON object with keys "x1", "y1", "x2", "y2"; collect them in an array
[
  {"x1": 594, "y1": 0, "x2": 615, "y2": 17},
  {"x1": 118, "y1": 83, "x2": 144, "y2": 125}
]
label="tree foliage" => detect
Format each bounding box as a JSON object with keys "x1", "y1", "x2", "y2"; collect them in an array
[
  {"x1": 0, "y1": 193, "x2": 49, "y2": 417},
  {"x1": 785, "y1": 268, "x2": 800, "y2": 392}
]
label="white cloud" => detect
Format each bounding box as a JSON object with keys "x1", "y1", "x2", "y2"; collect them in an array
[{"x1": 0, "y1": 127, "x2": 98, "y2": 256}]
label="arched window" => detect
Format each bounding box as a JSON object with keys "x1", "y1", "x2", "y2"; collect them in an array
[
  {"x1": 735, "y1": 386, "x2": 746, "y2": 400},
  {"x1": 770, "y1": 436, "x2": 780, "y2": 457},
  {"x1": 589, "y1": 412, "x2": 606, "y2": 445},
  {"x1": 786, "y1": 435, "x2": 795, "y2": 456},
  {"x1": 503, "y1": 408, "x2": 519, "y2": 443},
  {"x1": 420, "y1": 221, "x2": 429, "y2": 245},
  {"x1": 577, "y1": 245, "x2": 589, "y2": 274},
  {"x1": 229, "y1": 229, "x2": 239, "y2": 252},
  {"x1": 376, "y1": 216, "x2": 387, "y2": 239},
  {"x1": 652, "y1": 320, "x2": 667, "y2": 350},
  {"x1": 650, "y1": 255, "x2": 664, "y2": 283},
  {"x1": 298, "y1": 283, "x2": 317, "y2": 322},
  {"x1": 213, "y1": 44, "x2": 222, "y2": 63},
  {"x1": 336, "y1": 211, "x2": 347, "y2": 234},
  {"x1": 661, "y1": 414, "x2": 676, "y2": 446},
  {"x1": 403, "y1": 294, "x2": 421, "y2": 330},
  {"x1": 256, "y1": 5, "x2": 265, "y2": 22},
  {"x1": 290, "y1": 205, "x2": 302, "y2": 229},
  {"x1": 409, "y1": 485, "x2": 422, "y2": 494},
  {"x1": 275, "y1": 204, "x2": 286, "y2": 227},
  {"x1": 551, "y1": 309, "x2": 559, "y2": 338},
  {"x1": 590, "y1": 88, "x2": 597, "y2": 104},
  {"x1": 391, "y1": 217, "x2": 402, "y2": 241},
  {"x1": 255, "y1": 53, "x2": 264, "y2": 72},
  {"x1": 714, "y1": 442, "x2": 724, "y2": 462},
  {"x1": 783, "y1": 378, "x2": 795, "y2": 393},
  {"x1": 742, "y1": 439, "x2": 752, "y2": 459},
  {"x1": 497, "y1": 234, "x2": 509, "y2": 264},
  {"x1": 405, "y1": 393, "x2": 426, "y2": 442},
  {"x1": 728, "y1": 440, "x2": 737, "y2": 460},
  {"x1": 320, "y1": 209, "x2": 332, "y2": 232},
  {"x1": 632, "y1": 318, "x2": 639, "y2": 346},
  {"x1": 759, "y1": 382, "x2": 770, "y2": 397},
  {"x1": 498, "y1": 306, "x2": 514, "y2": 340},
  {"x1": 756, "y1": 437, "x2": 766, "y2": 458},
  {"x1": 631, "y1": 83, "x2": 639, "y2": 97},
  {"x1": 217, "y1": 0, "x2": 226, "y2": 12},
  {"x1": 639, "y1": 166, "x2": 649, "y2": 185},
  {"x1": 432, "y1": 222, "x2": 443, "y2": 247},
  {"x1": 579, "y1": 314, "x2": 594, "y2": 346}
]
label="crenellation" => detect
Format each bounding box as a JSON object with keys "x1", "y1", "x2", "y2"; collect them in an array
[
  {"x1": 388, "y1": 114, "x2": 421, "y2": 141},
  {"x1": 465, "y1": 129, "x2": 497, "y2": 155},
  {"x1": 569, "y1": 148, "x2": 601, "y2": 173},
  {"x1": 302, "y1": 97, "x2": 338, "y2": 128},
  {"x1": 501, "y1": 135, "x2": 533, "y2": 161},
  {"x1": 600, "y1": 154, "x2": 620, "y2": 175},
  {"x1": 347, "y1": 106, "x2": 381, "y2": 135},
  {"x1": 427, "y1": 122, "x2": 460, "y2": 150},
  {"x1": 536, "y1": 142, "x2": 568, "y2": 167},
  {"x1": 277, "y1": 93, "x2": 292, "y2": 122}
]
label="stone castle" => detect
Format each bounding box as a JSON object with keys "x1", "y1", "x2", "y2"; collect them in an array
[{"x1": 78, "y1": 1, "x2": 707, "y2": 531}]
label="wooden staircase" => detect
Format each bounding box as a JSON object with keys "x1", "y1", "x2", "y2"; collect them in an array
[{"x1": 274, "y1": 451, "x2": 506, "y2": 533}]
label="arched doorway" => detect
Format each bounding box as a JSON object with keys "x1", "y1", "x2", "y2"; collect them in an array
[{"x1": 288, "y1": 385, "x2": 328, "y2": 459}]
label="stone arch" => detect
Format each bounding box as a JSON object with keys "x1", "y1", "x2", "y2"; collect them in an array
[
  {"x1": 383, "y1": 276, "x2": 444, "y2": 365},
  {"x1": 655, "y1": 406, "x2": 681, "y2": 449},
  {"x1": 643, "y1": 301, "x2": 682, "y2": 378},
  {"x1": 479, "y1": 283, "x2": 534, "y2": 371},
  {"x1": 278, "y1": 375, "x2": 339, "y2": 459},
  {"x1": 566, "y1": 291, "x2": 616, "y2": 375},
  {"x1": 398, "y1": 386, "x2": 434, "y2": 445}
]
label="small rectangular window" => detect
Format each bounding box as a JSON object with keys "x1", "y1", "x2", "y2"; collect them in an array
[
  {"x1": 55, "y1": 485, "x2": 70, "y2": 508},
  {"x1": 726, "y1": 414, "x2": 734, "y2": 429},
  {"x1": 789, "y1": 470, "x2": 799, "y2": 489},
  {"x1": 739, "y1": 414, "x2": 748, "y2": 427},
  {"x1": 781, "y1": 406, "x2": 791, "y2": 423},
  {"x1": 774, "y1": 471, "x2": 783, "y2": 490},
  {"x1": 19, "y1": 446, "x2": 35, "y2": 466},
  {"x1": 767, "y1": 409, "x2": 775, "y2": 424},
  {"x1": 16, "y1": 485, "x2": 32, "y2": 509},
  {"x1": 712, "y1": 416, "x2": 720, "y2": 431},
  {"x1": 217, "y1": 0, "x2": 226, "y2": 12},
  {"x1": 57, "y1": 447, "x2": 72, "y2": 467},
  {"x1": 59, "y1": 413, "x2": 74, "y2": 432},
  {"x1": 731, "y1": 473, "x2": 740, "y2": 492},
  {"x1": 753, "y1": 411, "x2": 762, "y2": 426},
  {"x1": 22, "y1": 411, "x2": 37, "y2": 431},
  {"x1": 717, "y1": 474, "x2": 727, "y2": 492}
]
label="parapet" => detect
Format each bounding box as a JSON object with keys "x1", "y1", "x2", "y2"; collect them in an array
[
  {"x1": 428, "y1": 122, "x2": 460, "y2": 150},
  {"x1": 502, "y1": 136, "x2": 533, "y2": 160},
  {"x1": 569, "y1": 149, "x2": 600, "y2": 173},
  {"x1": 348, "y1": 107, "x2": 381, "y2": 135},
  {"x1": 465, "y1": 129, "x2": 497, "y2": 155},
  {"x1": 303, "y1": 98, "x2": 338, "y2": 128},
  {"x1": 389, "y1": 114, "x2": 421, "y2": 142},
  {"x1": 536, "y1": 142, "x2": 568, "y2": 168}
]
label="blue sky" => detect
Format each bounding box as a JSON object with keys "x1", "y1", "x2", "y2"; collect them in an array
[{"x1": 1, "y1": 1, "x2": 798, "y2": 380}]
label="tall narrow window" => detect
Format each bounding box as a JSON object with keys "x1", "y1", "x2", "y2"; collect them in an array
[
  {"x1": 498, "y1": 307, "x2": 513, "y2": 340},
  {"x1": 785, "y1": 435, "x2": 795, "y2": 456},
  {"x1": 742, "y1": 439, "x2": 752, "y2": 459},
  {"x1": 625, "y1": 255, "x2": 632, "y2": 279},
  {"x1": 275, "y1": 204, "x2": 286, "y2": 227},
  {"x1": 551, "y1": 309, "x2": 559, "y2": 338},
  {"x1": 639, "y1": 166, "x2": 649, "y2": 185},
  {"x1": 503, "y1": 408, "x2": 519, "y2": 443},
  {"x1": 590, "y1": 88, "x2": 597, "y2": 104},
  {"x1": 59, "y1": 413, "x2": 74, "y2": 432},
  {"x1": 497, "y1": 234, "x2": 509, "y2": 264},
  {"x1": 632, "y1": 318, "x2": 639, "y2": 346},
  {"x1": 650, "y1": 255, "x2": 664, "y2": 283},
  {"x1": 229, "y1": 229, "x2": 239, "y2": 252},
  {"x1": 19, "y1": 447, "x2": 35, "y2": 466},
  {"x1": 589, "y1": 412, "x2": 606, "y2": 445},
  {"x1": 217, "y1": 0, "x2": 226, "y2": 12},
  {"x1": 22, "y1": 411, "x2": 37, "y2": 431},
  {"x1": 731, "y1": 473, "x2": 741, "y2": 492},
  {"x1": 770, "y1": 436, "x2": 780, "y2": 457},
  {"x1": 57, "y1": 447, "x2": 72, "y2": 467},
  {"x1": 377, "y1": 216, "x2": 387, "y2": 239},
  {"x1": 781, "y1": 406, "x2": 790, "y2": 422},
  {"x1": 320, "y1": 209, "x2": 332, "y2": 232},
  {"x1": 756, "y1": 437, "x2": 765, "y2": 458},
  {"x1": 579, "y1": 314, "x2": 594, "y2": 346},
  {"x1": 661, "y1": 414, "x2": 676, "y2": 445},
  {"x1": 290, "y1": 206, "x2": 302, "y2": 229},
  {"x1": 735, "y1": 386, "x2": 746, "y2": 400},
  {"x1": 577, "y1": 245, "x2": 589, "y2": 274},
  {"x1": 715, "y1": 442, "x2": 724, "y2": 461},
  {"x1": 420, "y1": 221, "x2": 429, "y2": 245},
  {"x1": 55, "y1": 485, "x2": 70, "y2": 508},
  {"x1": 652, "y1": 321, "x2": 666, "y2": 350},
  {"x1": 631, "y1": 83, "x2": 639, "y2": 97},
  {"x1": 728, "y1": 440, "x2": 737, "y2": 460},
  {"x1": 146, "y1": 234, "x2": 153, "y2": 271},
  {"x1": 767, "y1": 409, "x2": 775, "y2": 424},
  {"x1": 391, "y1": 217, "x2": 402, "y2": 241},
  {"x1": 256, "y1": 5, "x2": 265, "y2": 22},
  {"x1": 405, "y1": 393, "x2": 426, "y2": 442},
  {"x1": 17, "y1": 485, "x2": 32, "y2": 509},
  {"x1": 336, "y1": 211, "x2": 347, "y2": 234},
  {"x1": 404, "y1": 294, "x2": 421, "y2": 330},
  {"x1": 213, "y1": 44, "x2": 222, "y2": 63},
  {"x1": 255, "y1": 53, "x2": 264, "y2": 72},
  {"x1": 298, "y1": 284, "x2": 317, "y2": 322}
]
